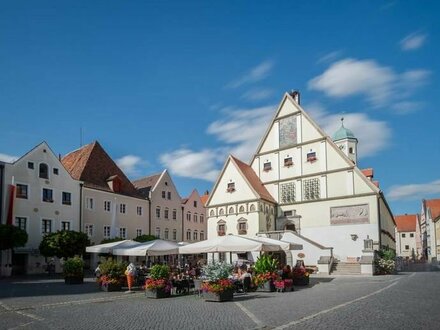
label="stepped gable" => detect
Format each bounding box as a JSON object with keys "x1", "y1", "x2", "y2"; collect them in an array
[
  {"x1": 62, "y1": 141, "x2": 141, "y2": 197},
  {"x1": 394, "y1": 214, "x2": 417, "y2": 232},
  {"x1": 231, "y1": 156, "x2": 276, "y2": 204},
  {"x1": 132, "y1": 173, "x2": 162, "y2": 198},
  {"x1": 426, "y1": 199, "x2": 440, "y2": 220}
]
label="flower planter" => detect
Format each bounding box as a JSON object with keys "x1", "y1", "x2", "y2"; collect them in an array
[
  {"x1": 145, "y1": 288, "x2": 171, "y2": 299},
  {"x1": 64, "y1": 276, "x2": 84, "y2": 285},
  {"x1": 101, "y1": 283, "x2": 122, "y2": 292},
  {"x1": 256, "y1": 280, "x2": 276, "y2": 292},
  {"x1": 204, "y1": 290, "x2": 234, "y2": 302},
  {"x1": 294, "y1": 276, "x2": 309, "y2": 286}
]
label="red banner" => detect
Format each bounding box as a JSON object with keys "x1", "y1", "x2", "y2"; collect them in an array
[{"x1": 6, "y1": 184, "x2": 15, "y2": 225}]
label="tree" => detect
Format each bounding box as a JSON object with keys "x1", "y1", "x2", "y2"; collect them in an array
[
  {"x1": 39, "y1": 231, "x2": 90, "y2": 259},
  {"x1": 0, "y1": 224, "x2": 28, "y2": 251},
  {"x1": 134, "y1": 234, "x2": 157, "y2": 243}
]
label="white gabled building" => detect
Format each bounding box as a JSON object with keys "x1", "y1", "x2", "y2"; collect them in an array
[
  {"x1": 1, "y1": 142, "x2": 81, "y2": 275},
  {"x1": 206, "y1": 92, "x2": 396, "y2": 274}
]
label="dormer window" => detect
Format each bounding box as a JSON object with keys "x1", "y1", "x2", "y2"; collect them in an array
[
  {"x1": 106, "y1": 175, "x2": 122, "y2": 193},
  {"x1": 263, "y1": 161, "x2": 272, "y2": 172},
  {"x1": 227, "y1": 182, "x2": 235, "y2": 193},
  {"x1": 284, "y1": 157, "x2": 293, "y2": 167},
  {"x1": 39, "y1": 163, "x2": 49, "y2": 179},
  {"x1": 349, "y1": 147, "x2": 354, "y2": 154},
  {"x1": 307, "y1": 151, "x2": 317, "y2": 163}
]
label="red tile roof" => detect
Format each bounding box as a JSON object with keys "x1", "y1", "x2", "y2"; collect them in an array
[
  {"x1": 361, "y1": 168, "x2": 374, "y2": 178},
  {"x1": 200, "y1": 193, "x2": 209, "y2": 206},
  {"x1": 426, "y1": 199, "x2": 440, "y2": 221},
  {"x1": 132, "y1": 173, "x2": 162, "y2": 198},
  {"x1": 394, "y1": 214, "x2": 417, "y2": 232},
  {"x1": 230, "y1": 156, "x2": 276, "y2": 204},
  {"x1": 62, "y1": 141, "x2": 141, "y2": 198}
]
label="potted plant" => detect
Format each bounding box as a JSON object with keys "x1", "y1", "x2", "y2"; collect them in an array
[
  {"x1": 63, "y1": 256, "x2": 84, "y2": 284},
  {"x1": 253, "y1": 255, "x2": 278, "y2": 292},
  {"x1": 98, "y1": 258, "x2": 127, "y2": 292},
  {"x1": 201, "y1": 261, "x2": 234, "y2": 302},
  {"x1": 145, "y1": 264, "x2": 171, "y2": 299}
]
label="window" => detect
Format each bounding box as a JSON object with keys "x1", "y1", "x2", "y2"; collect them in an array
[
  {"x1": 85, "y1": 224, "x2": 94, "y2": 237},
  {"x1": 200, "y1": 231, "x2": 205, "y2": 241},
  {"x1": 281, "y1": 182, "x2": 296, "y2": 203},
  {"x1": 164, "y1": 208, "x2": 169, "y2": 219},
  {"x1": 193, "y1": 201, "x2": 197, "y2": 207},
  {"x1": 284, "y1": 211, "x2": 293, "y2": 216},
  {"x1": 410, "y1": 233, "x2": 414, "y2": 238},
  {"x1": 164, "y1": 228, "x2": 169, "y2": 240},
  {"x1": 238, "y1": 221, "x2": 247, "y2": 235},
  {"x1": 119, "y1": 204, "x2": 126, "y2": 214},
  {"x1": 42, "y1": 219, "x2": 52, "y2": 234},
  {"x1": 217, "y1": 224, "x2": 225, "y2": 236},
  {"x1": 137, "y1": 206, "x2": 143, "y2": 216},
  {"x1": 39, "y1": 163, "x2": 49, "y2": 179},
  {"x1": 173, "y1": 229, "x2": 177, "y2": 240},
  {"x1": 239, "y1": 206, "x2": 245, "y2": 212},
  {"x1": 194, "y1": 213, "x2": 198, "y2": 222},
  {"x1": 53, "y1": 168, "x2": 59, "y2": 175},
  {"x1": 42, "y1": 188, "x2": 53, "y2": 203},
  {"x1": 61, "y1": 221, "x2": 70, "y2": 231},
  {"x1": 263, "y1": 161, "x2": 272, "y2": 171},
  {"x1": 162, "y1": 191, "x2": 166, "y2": 199},
  {"x1": 172, "y1": 209, "x2": 177, "y2": 220},
  {"x1": 402, "y1": 233, "x2": 406, "y2": 238},
  {"x1": 284, "y1": 157, "x2": 293, "y2": 167},
  {"x1": 167, "y1": 192, "x2": 171, "y2": 200},
  {"x1": 186, "y1": 230, "x2": 191, "y2": 240},
  {"x1": 229, "y1": 207, "x2": 234, "y2": 214},
  {"x1": 405, "y1": 245, "x2": 409, "y2": 250},
  {"x1": 193, "y1": 230, "x2": 198, "y2": 241},
  {"x1": 219, "y1": 208, "x2": 224, "y2": 216},
  {"x1": 303, "y1": 178, "x2": 320, "y2": 200},
  {"x1": 15, "y1": 217, "x2": 27, "y2": 231},
  {"x1": 104, "y1": 201, "x2": 111, "y2": 212},
  {"x1": 62, "y1": 192, "x2": 71, "y2": 205},
  {"x1": 307, "y1": 151, "x2": 317, "y2": 162},
  {"x1": 187, "y1": 212, "x2": 191, "y2": 221},
  {"x1": 28, "y1": 162, "x2": 34, "y2": 169},
  {"x1": 86, "y1": 197, "x2": 94, "y2": 210},
  {"x1": 227, "y1": 182, "x2": 235, "y2": 192},
  {"x1": 200, "y1": 215, "x2": 204, "y2": 223},
  {"x1": 104, "y1": 226, "x2": 111, "y2": 238},
  {"x1": 250, "y1": 204, "x2": 256, "y2": 212},
  {"x1": 156, "y1": 207, "x2": 161, "y2": 218},
  {"x1": 349, "y1": 147, "x2": 354, "y2": 154},
  {"x1": 136, "y1": 229, "x2": 142, "y2": 237},
  {"x1": 119, "y1": 227, "x2": 127, "y2": 239},
  {"x1": 210, "y1": 210, "x2": 215, "y2": 217},
  {"x1": 155, "y1": 227, "x2": 160, "y2": 238},
  {"x1": 16, "y1": 184, "x2": 28, "y2": 199}
]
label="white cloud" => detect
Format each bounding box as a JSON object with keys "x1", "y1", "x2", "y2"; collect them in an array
[
  {"x1": 306, "y1": 102, "x2": 391, "y2": 158},
  {"x1": 388, "y1": 179, "x2": 440, "y2": 201},
  {"x1": 0, "y1": 153, "x2": 18, "y2": 163},
  {"x1": 391, "y1": 101, "x2": 424, "y2": 115},
  {"x1": 241, "y1": 88, "x2": 274, "y2": 102},
  {"x1": 226, "y1": 60, "x2": 274, "y2": 89},
  {"x1": 400, "y1": 32, "x2": 427, "y2": 51},
  {"x1": 308, "y1": 58, "x2": 430, "y2": 109},
  {"x1": 115, "y1": 155, "x2": 146, "y2": 177},
  {"x1": 317, "y1": 50, "x2": 343, "y2": 64}
]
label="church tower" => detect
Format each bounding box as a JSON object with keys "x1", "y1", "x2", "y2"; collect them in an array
[{"x1": 332, "y1": 118, "x2": 358, "y2": 164}]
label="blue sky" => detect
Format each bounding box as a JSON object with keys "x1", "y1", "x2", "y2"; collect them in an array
[{"x1": 0, "y1": 1, "x2": 439, "y2": 215}]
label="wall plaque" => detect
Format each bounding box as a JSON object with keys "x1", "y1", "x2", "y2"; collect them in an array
[
  {"x1": 330, "y1": 204, "x2": 369, "y2": 225},
  {"x1": 279, "y1": 115, "x2": 297, "y2": 148}
]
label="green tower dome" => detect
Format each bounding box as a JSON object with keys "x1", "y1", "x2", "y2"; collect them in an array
[{"x1": 332, "y1": 118, "x2": 357, "y2": 141}]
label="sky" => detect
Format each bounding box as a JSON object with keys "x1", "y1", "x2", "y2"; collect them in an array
[{"x1": 0, "y1": 0, "x2": 439, "y2": 216}]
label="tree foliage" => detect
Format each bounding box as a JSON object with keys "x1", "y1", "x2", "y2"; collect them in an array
[
  {"x1": 39, "y1": 230, "x2": 90, "y2": 259},
  {"x1": 0, "y1": 224, "x2": 28, "y2": 250},
  {"x1": 134, "y1": 234, "x2": 157, "y2": 243}
]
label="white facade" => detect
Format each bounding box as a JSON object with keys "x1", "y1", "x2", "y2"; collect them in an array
[
  {"x1": 396, "y1": 230, "x2": 417, "y2": 258},
  {"x1": 1, "y1": 142, "x2": 81, "y2": 274}
]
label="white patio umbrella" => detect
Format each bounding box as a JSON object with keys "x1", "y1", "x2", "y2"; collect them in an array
[
  {"x1": 178, "y1": 234, "x2": 281, "y2": 254},
  {"x1": 252, "y1": 236, "x2": 303, "y2": 251},
  {"x1": 85, "y1": 239, "x2": 139, "y2": 254},
  {"x1": 112, "y1": 239, "x2": 180, "y2": 256}
]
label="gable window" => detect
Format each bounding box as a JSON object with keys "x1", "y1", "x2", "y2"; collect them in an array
[
  {"x1": 250, "y1": 204, "x2": 256, "y2": 212},
  {"x1": 156, "y1": 207, "x2": 161, "y2": 218},
  {"x1": 164, "y1": 208, "x2": 169, "y2": 219},
  {"x1": 167, "y1": 192, "x2": 171, "y2": 200},
  {"x1": 307, "y1": 151, "x2": 317, "y2": 163},
  {"x1": 85, "y1": 224, "x2": 94, "y2": 237},
  {"x1": 186, "y1": 230, "x2": 191, "y2": 240},
  {"x1": 42, "y1": 188, "x2": 53, "y2": 203},
  {"x1": 16, "y1": 184, "x2": 28, "y2": 199},
  {"x1": 137, "y1": 206, "x2": 143, "y2": 216},
  {"x1": 104, "y1": 226, "x2": 111, "y2": 238},
  {"x1": 239, "y1": 206, "x2": 245, "y2": 213},
  {"x1": 53, "y1": 168, "x2": 59, "y2": 175},
  {"x1": 193, "y1": 201, "x2": 197, "y2": 207},
  {"x1": 172, "y1": 209, "x2": 177, "y2": 220},
  {"x1": 227, "y1": 182, "x2": 235, "y2": 193},
  {"x1": 280, "y1": 182, "x2": 296, "y2": 204},
  {"x1": 172, "y1": 229, "x2": 177, "y2": 240},
  {"x1": 200, "y1": 215, "x2": 204, "y2": 223},
  {"x1": 284, "y1": 157, "x2": 293, "y2": 167},
  {"x1": 187, "y1": 212, "x2": 191, "y2": 221},
  {"x1": 61, "y1": 221, "x2": 70, "y2": 231},
  {"x1": 303, "y1": 178, "x2": 320, "y2": 200},
  {"x1": 349, "y1": 147, "x2": 354, "y2": 154},
  {"x1": 263, "y1": 161, "x2": 272, "y2": 172},
  {"x1": 119, "y1": 204, "x2": 126, "y2": 214},
  {"x1": 104, "y1": 201, "x2": 111, "y2": 212},
  {"x1": 200, "y1": 231, "x2": 205, "y2": 240},
  {"x1": 219, "y1": 208, "x2": 225, "y2": 216},
  {"x1": 229, "y1": 207, "x2": 234, "y2": 214},
  {"x1": 164, "y1": 228, "x2": 169, "y2": 240},
  {"x1": 28, "y1": 162, "x2": 34, "y2": 169},
  {"x1": 210, "y1": 210, "x2": 215, "y2": 217},
  {"x1": 39, "y1": 163, "x2": 49, "y2": 179},
  {"x1": 15, "y1": 217, "x2": 27, "y2": 231},
  {"x1": 119, "y1": 227, "x2": 127, "y2": 239},
  {"x1": 136, "y1": 229, "x2": 142, "y2": 237},
  {"x1": 194, "y1": 213, "x2": 198, "y2": 222},
  {"x1": 86, "y1": 197, "x2": 94, "y2": 210},
  {"x1": 162, "y1": 191, "x2": 166, "y2": 199},
  {"x1": 62, "y1": 192, "x2": 71, "y2": 205},
  {"x1": 42, "y1": 219, "x2": 52, "y2": 234},
  {"x1": 238, "y1": 220, "x2": 247, "y2": 235}
]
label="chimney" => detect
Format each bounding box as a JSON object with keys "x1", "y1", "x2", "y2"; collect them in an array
[{"x1": 289, "y1": 90, "x2": 300, "y2": 104}]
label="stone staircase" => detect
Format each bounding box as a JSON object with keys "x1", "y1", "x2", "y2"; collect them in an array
[{"x1": 330, "y1": 261, "x2": 361, "y2": 275}]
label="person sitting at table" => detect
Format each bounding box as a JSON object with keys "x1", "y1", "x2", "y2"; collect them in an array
[{"x1": 240, "y1": 268, "x2": 252, "y2": 293}]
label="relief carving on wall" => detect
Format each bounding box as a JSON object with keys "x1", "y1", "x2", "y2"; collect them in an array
[
  {"x1": 279, "y1": 115, "x2": 297, "y2": 148},
  {"x1": 330, "y1": 204, "x2": 369, "y2": 225}
]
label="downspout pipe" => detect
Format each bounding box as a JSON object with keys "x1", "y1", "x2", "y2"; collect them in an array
[{"x1": 79, "y1": 183, "x2": 83, "y2": 231}]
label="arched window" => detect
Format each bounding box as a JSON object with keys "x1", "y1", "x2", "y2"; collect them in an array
[
  {"x1": 219, "y1": 208, "x2": 224, "y2": 216},
  {"x1": 239, "y1": 205, "x2": 245, "y2": 213},
  {"x1": 200, "y1": 231, "x2": 205, "y2": 240},
  {"x1": 39, "y1": 163, "x2": 49, "y2": 179},
  {"x1": 187, "y1": 211, "x2": 191, "y2": 221},
  {"x1": 156, "y1": 207, "x2": 161, "y2": 218},
  {"x1": 164, "y1": 228, "x2": 169, "y2": 240},
  {"x1": 193, "y1": 230, "x2": 198, "y2": 241},
  {"x1": 186, "y1": 229, "x2": 191, "y2": 240},
  {"x1": 250, "y1": 204, "x2": 256, "y2": 212},
  {"x1": 194, "y1": 213, "x2": 198, "y2": 222},
  {"x1": 228, "y1": 207, "x2": 234, "y2": 214},
  {"x1": 155, "y1": 227, "x2": 160, "y2": 238},
  {"x1": 210, "y1": 209, "x2": 215, "y2": 217}
]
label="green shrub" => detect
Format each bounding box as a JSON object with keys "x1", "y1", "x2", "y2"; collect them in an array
[
  {"x1": 100, "y1": 258, "x2": 127, "y2": 280},
  {"x1": 150, "y1": 264, "x2": 170, "y2": 280},
  {"x1": 202, "y1": 261, "x2": 233, "y2": 281},
  {"x1": 254, "y1": 254, "x2": 278, "y2": 274},
  {"x1": 63, "y1": 256, "x2": 84, "y2": 277}
]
